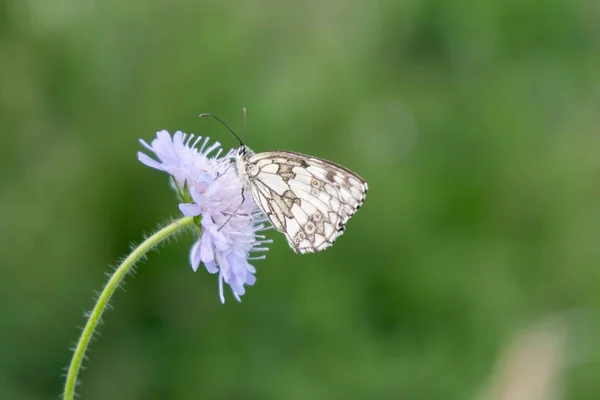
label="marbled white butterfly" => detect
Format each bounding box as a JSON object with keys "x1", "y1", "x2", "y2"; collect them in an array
[{"x1": 201, "y1": 111, "x2": 368, "y2": 254}]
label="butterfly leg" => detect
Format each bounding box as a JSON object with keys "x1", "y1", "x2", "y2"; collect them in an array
[
  {"x1": 217, "y1": 185, "x2": 248, "y2": 231},
  {"x1": 214, "y1": 161, "x2": 234, "y2": 181}
]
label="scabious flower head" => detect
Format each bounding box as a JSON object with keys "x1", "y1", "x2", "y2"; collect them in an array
[{"x1": 138, "y1": 130, "x2": 271, "y2": 303}]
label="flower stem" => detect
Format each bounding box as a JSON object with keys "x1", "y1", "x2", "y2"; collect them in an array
[{"x1": 63, "y1": 216, "x2": 195, "y2": 400}]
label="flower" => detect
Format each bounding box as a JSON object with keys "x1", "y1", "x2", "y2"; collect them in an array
[
  {"x1": 138, "y1": 130, "x2": 224, "y2": 191},
  {"x1": 138, "y1": 130, "x2": 271, "y2": 303}
]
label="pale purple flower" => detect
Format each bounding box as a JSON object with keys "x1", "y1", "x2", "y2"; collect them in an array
[
  {"x1": 138, "y1": 130, "x2": 224, "y2": 190},
  {"x1": 138, "y1": 130, "x2": 271, "y2": 303}
]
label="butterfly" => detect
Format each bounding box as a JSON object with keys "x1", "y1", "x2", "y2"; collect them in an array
[{"x1": 201, "y1": 112, "x2": 368, "y2": 254}]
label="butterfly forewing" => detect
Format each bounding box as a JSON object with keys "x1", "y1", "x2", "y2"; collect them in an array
[{"x1": 242, "y1": 150, "x2": 367, "y2": 254}]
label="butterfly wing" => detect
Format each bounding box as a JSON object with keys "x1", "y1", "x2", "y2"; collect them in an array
[{"x1": 245, "y1": 150, "x2": 368, "y2": 254}]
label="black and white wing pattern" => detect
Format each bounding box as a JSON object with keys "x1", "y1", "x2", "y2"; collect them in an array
[{"x1": 238, "y1": 149, "x2": 368, "y2": 254}]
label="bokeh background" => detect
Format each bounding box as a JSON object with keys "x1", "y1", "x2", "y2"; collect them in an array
[{"x1": 2, "y1": 1, "x2": 600, "y2": 399}]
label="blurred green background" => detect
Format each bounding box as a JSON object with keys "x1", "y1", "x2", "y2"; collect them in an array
[{"x1": 2, "y1": 0, "x2": 600, "y2": 399}]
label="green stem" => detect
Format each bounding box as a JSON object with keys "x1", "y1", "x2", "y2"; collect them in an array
[{"x1": 63, "y1": 216, "x2": 195, "y2": 400}]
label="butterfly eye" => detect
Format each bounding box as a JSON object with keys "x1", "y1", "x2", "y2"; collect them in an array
[{"x1": 238, "y1": 147, "x2": 246, "y2": 156}]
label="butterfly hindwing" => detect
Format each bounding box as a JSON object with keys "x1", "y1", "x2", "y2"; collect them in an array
[{"x1": 243, "y1": 150, "x2": 367, "y2": 254}]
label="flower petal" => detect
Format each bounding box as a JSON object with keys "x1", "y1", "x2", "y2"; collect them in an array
[
  {"x1": 190, "y1": 188, "x2": 207, "y2": 204},
  {"x1": 189, "y1": 239, "x2": 202, "y2": 272},
  {"x1": 245, "y1": 273, "x2": 257, "y2": 286},
  {"x1": 200, "y1": 234, "x2": 214, "y2": 263},
  {"x1": 218, "y1": 273, "x2": 225, "y2": 304},
  {"x1": 243, "y1": 261, "x2": 256, "y2": 274},
  {"x1": 137, "y1": 152, "x2": 163, "y2": 170},
  {"x1": 204, "y1": 260, "x2": 218, "y2": 274},
  {"x1": 179, "y1": 203, "x2": 201, "y2": 217},
  {"x1": 138, "y1": 138, "x2": 154, "y2": 151}
]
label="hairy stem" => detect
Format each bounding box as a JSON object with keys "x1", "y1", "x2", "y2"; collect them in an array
[{"x1": 63, "y1": 216, "x2": 195, "y2": 400}]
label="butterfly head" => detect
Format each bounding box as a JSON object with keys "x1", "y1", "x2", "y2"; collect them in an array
[
  {"x1": 234, "y1": 144, "x2": 256, "y2": 180},
  {"x1": 236, "y1": 144, "x2": 254, "y2": 161}
]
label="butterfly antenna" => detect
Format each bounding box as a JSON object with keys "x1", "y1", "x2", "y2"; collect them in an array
[
  {"x1": 199, "y1": 113, "x2": 243, "y2": 145},
  {"x1": 242, "y1": 107, "x2": 248, "y2": 146}
]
